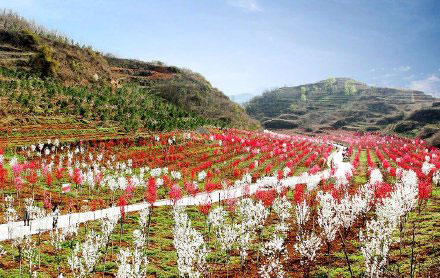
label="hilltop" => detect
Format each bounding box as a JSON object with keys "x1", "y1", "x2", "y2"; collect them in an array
[
  {"x1": 245, "y1": 77, "x2": 440, "y2": 146},
  {"x1": 0, "y1": 11, "x2": 258, "y2": 144}
]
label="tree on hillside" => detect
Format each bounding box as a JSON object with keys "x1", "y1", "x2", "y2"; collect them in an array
[
  {"x1": 300, "y1": 86, "x2": 307, "y2": 95},
  {"x1": 300, "y1": 93, "x2": 307, "y2": 102},
  {"x1": 344, "y1": 82, "x2": 357, "y2": 96},
  {"x1": 324, "y1": 77, "x2": 336, "y2": 93}
]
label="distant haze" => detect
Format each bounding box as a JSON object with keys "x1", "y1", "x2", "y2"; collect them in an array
[{"x1": 229, "y1": 93, "x2": 256, "y2": 104}]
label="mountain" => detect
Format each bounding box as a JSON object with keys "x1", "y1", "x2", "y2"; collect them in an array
[
  {"x1": 0, "y1": 11, "x2": 258, "y2": 142},
  {"x1": 245, "y1": 77, "x2": 440, "y2": 146}
]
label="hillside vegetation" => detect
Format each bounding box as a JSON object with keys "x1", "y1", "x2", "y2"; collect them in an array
[
  {"x1": 245, "y1": 77, "x2": 440, "y2": 146},
  {"x1": 0, "y1": 10, "x2": 258, "y2": 143}
]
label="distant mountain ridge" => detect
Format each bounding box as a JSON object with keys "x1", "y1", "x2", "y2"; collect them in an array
[{"x1": 245, "y1": 77, "x2": 440, "y2": 146}]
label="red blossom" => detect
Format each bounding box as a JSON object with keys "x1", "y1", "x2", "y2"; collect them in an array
[
  {"x1": 277, "y1": 170, "x2": 283, "y2": 181},
  {"x1": 205, "y1": 182, "x2": 220, "y2": 193},
  {"x1": 308, "y1": 165, "x2": 321, "y2": 175},
  {"x1": 389, "y1": 167, "x2": 397, "y2": 177},
  {"x1": 169, "y1": 184, "x2": 182, "y2": 204},
  {"x1": 198, "y1": 202, "x2": 212, "y2": 216},
  {"x1": 184, "y1": 181, "x2": 198, "y2": 196},
  {"x1": 418, "y1": 181, "x2": 432, "y2": 200},
  {"x1": 26, "y1": 170, "x2": 38, "y2": 185},
  {"x1": 293, "y1": 184, "x2": 305, "y2": 204},
  {"x1": 125, "y1": 185, "x2": 135, "y2": 198},
  {"x1": 46, "y1": 173, "x2": 53, "y2": 187},
  {"x1": 255, "y1": 189, "x2": 276, "y2": 207},
  {"x1": 145, "y1": 177, "x2": 157, "y2": 205},
  {"x1": 118, "y1": 194, "x2": 128, "y2": 219},
  {"x1": 72, "y1": 168, "x2": 83, "y2": 185},
  {"x1": 264, "y1": 164, "x2": 273, "y2": 175},
  {"x1": 55, "y1": 167, "x2": 65, "y2": 180},
  {"x1": 373, "y1": 182, "x2": 393, "y2": 202},
  {"x1": 43, "y1": 191, "x2": 51, "y2": 210},
  {"x1": 0, "y1": 166, "x2": 7, "y2": 189}
]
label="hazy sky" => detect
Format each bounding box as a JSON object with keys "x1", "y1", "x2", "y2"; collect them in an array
[{"x1": 1, "y1": 0, "x2": 439, "y2": 96}]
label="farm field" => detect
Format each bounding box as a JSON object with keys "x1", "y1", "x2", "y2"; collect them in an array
[{"x1": 0, "y1": 129, "x2": 439, "y2": 278}]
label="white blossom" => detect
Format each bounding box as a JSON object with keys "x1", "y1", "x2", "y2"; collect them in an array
[
  {"x1": 198, "y1": 170, "x2": 207, "y2": 181},
  {"x1": 317, "y1": 191, "x2": 341, "y2": 243},
  {"x1": 369, "y1": 168, "x2": 383, "y2": 185},
  {"x1": 359, "y1": 219, "x2": 394, "y2": 278},
  {"x1": 421, "y1": 158, "x2": 435, "y2": 175},
  {"x1": 171, "y1": 171, "x2": 182, "y2": 180},
  {"x1": 173, "y1": 206, "x2": 207, "y2": 278},
  {"x1": 336, "y1": 194, "x2": 360, "y2": 231},
  {"x1": 434, "y1": 169, "x2": 440, "y2": 186},
  {"x1": 294, "y1": 232, "x2": 322, "y2": 265},
  {"x1": 50, "y1": 228, "x2": 65, "y2": 252},
  {"x1": 150, "y1": 168, "x2": 162, "y2": 177},
  {"x1": 295, "y1": 200, "x2": 310, "y2": 229}
]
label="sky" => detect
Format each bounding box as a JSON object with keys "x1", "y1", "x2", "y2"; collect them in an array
[{"x1": 1, "y1": 0, "x2": 439, "y2": 97}]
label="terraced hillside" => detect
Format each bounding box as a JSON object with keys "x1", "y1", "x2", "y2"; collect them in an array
[
  {"x1": 245, "y1": 77, "x2": 440, "y2": 146},
  {"x1": 0, "y1": 11, "x2": 258, "y2": 145}
]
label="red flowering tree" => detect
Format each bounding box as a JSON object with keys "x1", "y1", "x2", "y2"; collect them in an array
[
  {"x1": 118, "y1": 194, "x2": 128, "y2": 243},
  {"x1": 144, "y1": 177, "x2": 157, "y2": 247},
  {"x1": 293, "y1": 184, "x2": 306, "y2": 204},
  {"x1": 145, "y1": 177, "x2": 157, "y2": 204},
  {"x1": 0, "y1": 164, "x2": 7, "y2": 198},
  {"x1": 198, "y1": 199, "x2": 212, "y2": 241},
  {"x1": 26, "y1": 170, "x2": 38, "y2": 198},
  {"x1": 55, "y1": 167, "x2": 65, "y2": 180},
  {"x1": 184, "y1": 181, "x2": 198, "y2": 196},
  {"x1": 418, "y1": 181, "x2": 432, "y2": 201},
  {"x1": 43, "y1": 191, "x2": 52, "y2": 211},
  {"x1": 72, "y1": 168, "x2": 83, "y2": 192},
  {"x1": 169, "y1": 184, "x2": 182, "y2": 204},
  {"x1": 255, "y1": 189, "x2": 276, "y2": 207}
]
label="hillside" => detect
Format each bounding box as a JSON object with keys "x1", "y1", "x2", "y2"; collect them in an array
[
  {"x1": 0, "y1": 11, "x2": 258, "y2": 144},
  {"x1": 245, "y1": 77, "x2": 440, "y2": 146}
]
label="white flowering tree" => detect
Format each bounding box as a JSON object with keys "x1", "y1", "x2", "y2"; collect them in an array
[
  {"x1": 317, "y1": 192, "x2": 341, "y2": 255},
  {"x1": 259, "y1": 235, "x2": 288, "y2": 278},
  {"x1": 359, "y1": 219, "x2": 394, "y2": 278},
  {"x1": 235, "y1": 198, "x2": 269, "y2": 271},
  {"x1": 50, "y1": 228, "x2": 65, "y2": 275},
  {"x1": 259, "y1": 197, "x2": 291, "y2": 278},
  {"x1": 116, "y1": 230, "x2": 149, "y2": 278},
  {"x1": 4, "y1": 195, "x2": 18, "y2": 239},
  {"x1": 100, "y1": 214, "x2": 119, "y2": 274},
  {"x1": 295, "y1": 200, "x2": 310, "y2": 234},
  {"x1": 173, "y1": 206, "x2": 208, "y2": 278},
  {"x1": 294, "y1": 231, "x2": 322, "y2": 273},
  {"x1": 12, "y1": 234, "x2": 37, "y2": 278},
  {"x1": 68, "y1": 230, "x2": 102, "y2": 278},
  {"x1": 360, "y1": 170, "x2": 419, "y2": 278}
]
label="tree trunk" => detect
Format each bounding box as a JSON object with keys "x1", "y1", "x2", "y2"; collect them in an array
[{"x1": 339, "y1": 230, "x2": 354, "y2": 278}]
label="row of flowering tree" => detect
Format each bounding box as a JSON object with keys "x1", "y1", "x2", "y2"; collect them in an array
[
  {"x1": 0, "y1": 129, "x2": 334, "y2": 224},
  {"x1": 0, "y1": 129, "x2": 438, "y2": 277}
]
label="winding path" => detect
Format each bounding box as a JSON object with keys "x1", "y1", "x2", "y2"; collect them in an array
[{"x1": 0, "y1": 144, "x2": 344, "y2": 242}]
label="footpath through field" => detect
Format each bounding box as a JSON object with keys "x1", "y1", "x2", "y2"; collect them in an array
[{"x1": 0, "y1": 144, "x2": 344, "y2": 242}]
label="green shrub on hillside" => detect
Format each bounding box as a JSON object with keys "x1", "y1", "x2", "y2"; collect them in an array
[
  {"x1": 344, "y1": 81, "x2": 357, "y2": 96},
  {"x1": 0, "y1": 67, "x2": 226, "y2": 131},
  {"x1": 323, "y1": 77, "x2": 337, "y2": 93}
]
